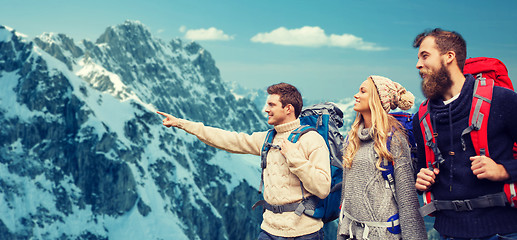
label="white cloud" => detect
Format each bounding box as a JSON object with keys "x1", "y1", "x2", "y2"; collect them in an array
[
  {"x1": 251, "y1": 26, "x2": 387, "y2": 51},
  {"x1": 157, "y1": 29, "x2": 165, "y2": 34},
  {"x1": 179, "y1": 25, "x2": 187, "y2": 33},
  {"x1": 183, "y1": 27, "x2": 234, "y2": 41},
  {"x1": 251, "y1": 26, "x2": 327, "y2": 47}
]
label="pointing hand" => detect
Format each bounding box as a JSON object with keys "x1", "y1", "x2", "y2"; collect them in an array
[{"x1": 157, "y1": 111, "x2": 180, "y2": 128}]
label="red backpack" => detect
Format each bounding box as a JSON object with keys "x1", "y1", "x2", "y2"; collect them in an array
[
  {"x1": 418, "y1": 57, "x2": 517, "y2": 217},
  {"x1": 464, "y1": 57, "x2": 514, "y2": 91},
  {"x1": 464, "y1": 57, "x2": 517, "y2": 159}
]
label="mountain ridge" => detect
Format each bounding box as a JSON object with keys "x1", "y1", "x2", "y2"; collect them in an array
[{"x1": 0, "y1": 21, "x2": 267, "y2": 240}]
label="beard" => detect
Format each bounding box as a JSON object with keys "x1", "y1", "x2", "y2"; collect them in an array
[{"x1": 420, "y1": 63, "x2": 453, "y2": 100}]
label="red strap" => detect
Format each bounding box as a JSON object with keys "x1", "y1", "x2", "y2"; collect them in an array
[
  {"x1": 468, "y1": 78, "x2": 517, "y2": 209},
  {"x1": 504, "y1": 183, "x2": 517, "y2": 207},
  {"x1": 419, "y1": 101, "x2": 436, "y2": 209},
  {"x1": 469, "y1": 77, "x2": 494, "y2": 157},
  {"x1": 418, "y1": 101, "x2": 436, "y2": 169}
]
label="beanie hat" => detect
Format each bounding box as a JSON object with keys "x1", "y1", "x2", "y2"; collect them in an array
[{"x1": 369, "y1": 75, "x2": 415, "y2": 112}]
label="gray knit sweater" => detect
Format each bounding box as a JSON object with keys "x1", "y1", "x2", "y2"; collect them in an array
[{"x1": 337, "y1": 124, "x2": 427, "y2": 240}]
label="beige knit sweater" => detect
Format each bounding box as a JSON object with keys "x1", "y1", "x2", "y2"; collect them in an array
[{"x1": 176, "y1": 118, "x2": 331, "y2": 237}]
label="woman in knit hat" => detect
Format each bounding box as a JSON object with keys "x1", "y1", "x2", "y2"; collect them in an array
[{"x1": 337, "y1": 76, "x2": 427, "y2": 240}]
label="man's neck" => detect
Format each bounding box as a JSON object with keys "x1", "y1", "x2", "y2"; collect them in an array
[
  {"x1": 443, "y1": 70, "x2": 466, "y2": 101},
  {"x1": 273, "y1": 116, "x2": 297, "y2": 127}
]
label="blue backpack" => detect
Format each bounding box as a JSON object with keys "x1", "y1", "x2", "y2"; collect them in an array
[
  {"x1": 378, "y1": 111, "x2": 415, "y2": 234},
  {"x1": 252, "y1": 102, "x2": 345, "y2": 223},
  {"x1": 389, "y1": 111, "x2": 417, "y2": 171}
]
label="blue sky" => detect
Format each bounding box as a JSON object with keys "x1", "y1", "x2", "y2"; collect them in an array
[{"x1": 2, "y1": 0, "x2": 516, "y2": 101}]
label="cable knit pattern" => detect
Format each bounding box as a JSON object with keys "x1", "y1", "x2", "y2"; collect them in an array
[
  {"x1": 337, "y1": 123, "x2": 427, "y2": 240},
  {"x1": 370, "y1": 75, "x2": 415, "y2": 112},
  {"x1": 176, "y1": 118, "x2": 331, "y2": 237}
]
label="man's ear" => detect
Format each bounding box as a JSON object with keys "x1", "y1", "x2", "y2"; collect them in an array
[
  {"x1": 444, "y1": 51, "x2": 456, "y2": 65},
  {"x1": 285, "y1": 104, "x2": 294, "y2": 115}
]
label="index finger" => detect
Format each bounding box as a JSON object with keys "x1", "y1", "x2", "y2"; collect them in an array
[
  {"x1": 419, "y1": 168, "x2": 434, "y2": 175},
  {"x1": 156, "y1": 111, "x2": 167, "y2": 117},
  {"x1": 470, "y1": 155, "x2": 483, "y2": 161}
]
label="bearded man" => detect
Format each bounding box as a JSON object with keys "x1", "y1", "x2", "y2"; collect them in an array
[{"x1": 412, "y1": 28, "x2": 517, "y2": 240}]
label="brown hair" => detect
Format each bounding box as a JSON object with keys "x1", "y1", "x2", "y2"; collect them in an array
[
  {"x1": 413, "y1": 28, "x2": 467, "y2": 71},
  {"x1": 266, "y1": 83, "x2": 303, "y2": 118}
]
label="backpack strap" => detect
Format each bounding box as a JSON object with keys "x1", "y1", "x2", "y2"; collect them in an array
[
  {"x1": 340, "y1": 207, "x2": 401, "y2": 238},
  {"x1": 418, "y1": 100, "x2": 446, "y2": 170},
  {"x1": 288, "y1": 125, "x2": 317, "y2": 143},
  {"x1": 504, "y1": 183, "x2": 517, "y2": 208},
  {"x1": 259, "y1": 129, "x2": 277, "y2": 194},
  {"x1": 288, "y1": 125, "x2": 317, "y2": 208},
  {"x1": 383, "y1": 134, "x2": 397, "y2": 204},
  {"x1": 418, "y1": 100, "x2": 445, "y2": 214},
  {"x1": 462, "y1": 75, "x2": 517, "y2": 208},
  {"x1": 252, "y1": 195, "x2": 320, "y2": 216},
  {"x1": 419, "y1": 192, "x2": 508, "y2": 216},
  {"x1": 251, "y1": 199, "x2": 307, "y2": 216},
  {"x1": 461, "y1": 74, "x2": 494, "y2": 156},
  {"x1": 254, "y1": 125, "x2": 317, "y2": 215}
]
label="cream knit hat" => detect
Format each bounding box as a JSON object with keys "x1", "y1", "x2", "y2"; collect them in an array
[{"x1": 370, "y1": 75, "x2": 415, "y2": 112}]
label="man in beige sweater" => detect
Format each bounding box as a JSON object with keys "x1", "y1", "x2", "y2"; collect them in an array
[{"x1": 157, "y1": 83, "x2": 331, "y2": 239}]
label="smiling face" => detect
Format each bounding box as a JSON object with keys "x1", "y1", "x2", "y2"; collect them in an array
[
  {"x1": 416, "y1": 36, "x2": 453, "y2": 99},
  {"x1": 416, "y1": 37, "x2": 445, "y2": 79},
  {"x1": 353, "y1": 79, "x2": 371, "y2": 114},
  {"x1": 264, "y1": 94, "x2": 290, "y2": 126}
]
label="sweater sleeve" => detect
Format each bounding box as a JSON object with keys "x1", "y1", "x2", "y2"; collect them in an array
[
  {"x1": 494, "y1": 87, "x2": 517, "y2": 183},
  {"x1": 337, "y1": 146, "x2": 348, "y2": 238},
  {"x1": 392, "y1": 133, "x2": 428, "y2": 240},
  {"x1": 283, "y1": 131, "x2": 331, "y2": 199},
  {"x1": 176, "y1": 119, "x2": 266, "y2": 156}
]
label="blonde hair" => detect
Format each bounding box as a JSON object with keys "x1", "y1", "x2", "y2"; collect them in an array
[{"x1": 343, "y1": 77, "x2": 405, "y2": 170}]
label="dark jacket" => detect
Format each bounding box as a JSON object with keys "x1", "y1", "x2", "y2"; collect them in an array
[{"x1": 413, "y1": 74, "x2": 517, "y2": 238}]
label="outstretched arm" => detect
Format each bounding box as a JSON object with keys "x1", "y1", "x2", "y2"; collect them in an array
[{"x1": 156, "y1": 111, "x2": 265, "y2": 155}]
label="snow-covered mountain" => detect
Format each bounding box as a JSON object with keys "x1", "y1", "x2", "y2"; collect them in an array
[
  {"x1": 0, "y1": 21, "x2": 273, "y2": 240},
  {"x1": 0, "y1": 20, "x2": 429, "y2": 240}
]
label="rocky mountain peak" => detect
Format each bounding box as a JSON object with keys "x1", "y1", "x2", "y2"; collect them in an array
[
  {"x1": 96, "y1": 20, "x2": 151, "y2": 45},
  {"x1": 0, "y1": 21, "x2": 269, "y2": 240}
]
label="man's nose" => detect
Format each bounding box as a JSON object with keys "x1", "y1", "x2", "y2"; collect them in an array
[{"x1": 416, "y1": 59, "x2": 423, "y2": 69}]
